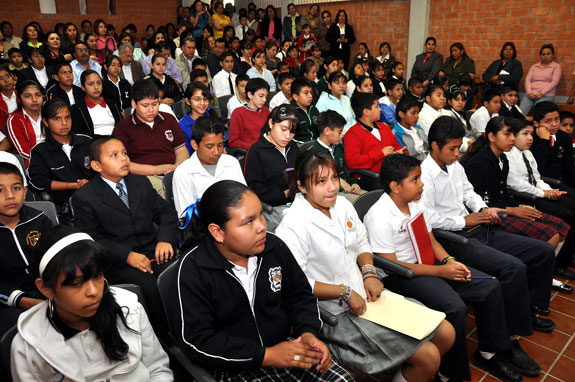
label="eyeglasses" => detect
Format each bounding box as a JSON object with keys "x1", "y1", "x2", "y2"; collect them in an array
[{"x1": 76, "y1": 48, "x2": 88, "y2": 53}]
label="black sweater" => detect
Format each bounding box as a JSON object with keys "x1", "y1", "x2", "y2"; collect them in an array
[
  {"x1": 243, "y1": 135, "x2": 300, "y2": 207},
  {"x1": 530, "y1": 129, "x2": 575, "y2": 188},
  {"x1": 46, "y1": 83, "x2": 85, "y2": 106},
  {"x1": 102, "y1": 75, "x2": 132, "y2": 110},
  {"x1": 70, "y1": 97, "x2": 123, "y2": 138},
  {"x1": 171, "y1": 233, "x2": 321, "y2": 371}
]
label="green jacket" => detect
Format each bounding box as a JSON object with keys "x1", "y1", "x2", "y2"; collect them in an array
[
  {"x1": 310, "y1": 139, "x2": 357, "y2": 186},
  {"x1": 291, "y1": 100, "x2": 319, "y2": 142}
]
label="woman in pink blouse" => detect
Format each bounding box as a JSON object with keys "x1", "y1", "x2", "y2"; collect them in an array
[{"x1": 520, "y1": 44, "x2": 561, "y2": 115}]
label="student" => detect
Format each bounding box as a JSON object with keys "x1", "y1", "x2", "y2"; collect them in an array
[
  {"x1": 11, "y1": 225, "x2": 173, "y2": 381},
  {"x1": 391, "y1": 61, "x2": 405, "y2": 81},
  {"x1": 243, "y1": 105, "x2": 300, "y2": 230},
  {"x1": 370, "y1": 61, "x2": 387, "y2": 98},
  {"x1": 247, "y1": 49, "x2": 276, "y2": 92},
  {"x1": 418, "y1": 84, "x2": 450, "y2": 135},
  {"x1": 173, "y1": 116, "x2": 245, "y2": 216},
  {"x1": 46, "y1": 63, "x2": 85, "y2": 106},
  {"x1": 276, "y1": 150, "x2": 454, "y2": 381},
  {"x1": 406, "y1": 77, "x2": 424, "y2": 103},
  {"x1": 264, "y1": 40, "x2": 280, "y2": 76},
  {"x1": 269, "y1": 72, "x2": 294, "y2": 110},
  {"x1": 310, "y1": 110, "x2": 362, "y2": 196},
  {"x1": 141, "y1": 41, "x2": 183, "y2": 83},
  {"x1": 170, "y1": 180, "x2": 354, "y2": 382},
  {"x1": 226, "y1": 73, "x2": 249, "y2": 119},
  {"x1": 290, "y1": 79, "x2": 319, "y2": 142},
  {"x1": 420, "y1": 116, "x2": 556, "y2": 331},
  {"x1": 112, "y1": 79, "x2": 189, "y2": 196},
  {"x1": 470, "y1": 88, "x2": 501, "y2": 133},
  {"x1": 239, "y1": 39, "x2": 253, "y2": 73},
  {"x1": 344, "y1": 92, "x2": 404, "y2": 191},
  {"x1": 146, "y1": 77, "x2": 179, "y2": 119},
  {"x1": 498, "y1": 83, "x2": 525, "y2": 120},
  {"x1": 102, "y1": 55, "x2": 131, "y2": 110},
  {"x1": 0, "y1": 67, "x2": 17, "y2": 129},
  {"x1": 317, "y1": 56, "x2": 338, "y2": 94},
  {"x1": 364, "y1": 154, "x2": 541, "y2": 382},
  {"x1": 446, "y1": 90, "x2": 480, "y2": 153},
  {"x1": 70, "y1": 41, "x2": 102, "y2": 87},
  {"x1": 212, "y1": 51, "x2": 237, "y2": 97},
  {"x1": 379, "y1": 77, "x2": 404, "y2": 125},
  {"x1": 296, "y1": 24, "x2": 316, "y2": 62},
  {"x1": 228, "y1": 78, "x2": 270, "y2": 150},
  {"x1": 276, "y1": 61, "x2": 290, "y2": 75},
  {"x1": 0, "y1": 162, "x2": 52, "y2": 336},
  {"x1": 346, "y1": 61, "x2": 365, "y2": 97},
  {"x1": 7, "y1": 48, "x2": 29, "y2": 73},
  {"x1": 284, "y1": 45, "x2": 301, "y2": 72},
  {"x1": 187, "y1": 68, "x2": 221, "y2": 119},
  {"x1": 235, "y1": 14, "x2": 250, "y2": 40},
  {"x1": 18, "y1": 48, "x2": 53, "y2": 93},
  {"x1": 144, "y1": 54, "x2": 183, "y2": 106},
  {"x1": 7, "y1": 80, "x2": 44, "y2": 167},
  {"x1": 72, "y1": 137, "x2": 178, "y2": 340},
  {"x1": 300, "y1": 59, "x2": 320, "y2": 104},
  {"x1": 29, "y1": 99, "x2": 92, "y2": 207},
  {"x1": 392, "y1": 96, "x2": 428, "y2": 160},
  {"x1": 376, "y1": 41, "x2": 395, "y2": 73},
  {"x1": 354, "y1": 76, "x2": 373, "y2": 94},
  {"x1": 506, "y1": 118, "x2": 575, "y2": 286},
  {"x1": 448, "y1": 73, "x2": 475, "y2": 111},
  {"x1": 71, "y1": 70, "x2": 122, "y2": 138},
  {"x1": 309, "y1": 45, "x2": 323, "y2": 71},
  {"x1": 530, "y1": 101, "x2": 575, "y2": 189},
  {"x1": 179, "y1": 81, "x2": 212, "y2": 155},
  {"x1": 560, "y1": 111, "x2": 575, "y2": 149},
  {"x1": 316, "y1": 72, "x2": 355, "y2": 134}
]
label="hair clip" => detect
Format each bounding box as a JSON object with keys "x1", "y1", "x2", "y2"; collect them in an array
[
  {"x1": 285, "y1": 167, "x2": 294, "y2": 172},
  {"x1": 178, "y1": 198, "x2": 201, "y2": 230}
]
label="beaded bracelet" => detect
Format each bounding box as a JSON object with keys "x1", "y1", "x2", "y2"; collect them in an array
[
  {"x1": 343, "y1": 285, "x2": 352, "y2": 302},
  {"x1": 361, "y1": 264, "x2": 378, "y2": 280},
  {"x1": 338, "y1": 284, "x2": 346, "y2": 306}
]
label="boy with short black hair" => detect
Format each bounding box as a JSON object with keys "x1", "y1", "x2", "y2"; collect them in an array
[
  {"x1": 290, "y1": 79, "x2": 319, "y2": 142},
  {"x1": 276, "y1": 61, "x2": 290, "y2": 75},
  {"x1": 559, "y1": 111, "x2": 574, "y2": 148},
  {"x1": 7, "y1": 48, "x2": 28, "y2": 73},
  {"x1": 226, "y1": 73, "x2": 249, "y2": 119},
  {"x1": 470, "y1": 88, "x2": 501, "y2": 133},
  {"x1": 235, "y1": 14, "x2": 249, "y2": 41},
  {"x1": 212, "y1": 51, "x2": 237, "y2": 97},
  {"x1": 269, "y1": 72, "x2": 294, "y2": 109},
  {"x1": 172, "y1": 116, "x2": 246, "y2": 215},
  {"x1": 345, "y1": 92, "x2": 405, "y2": 191},
  {"x1": 379, "y1": 77, "x2": 404, "y2": 125},
  {"x1": 406, "y1": 77, "x2": 424, "y2": 103},
  {"x1": 0, "y1": 162, "x2": 52, "y2": 335},
  {"x1": 18, "y1": 48, "x2": 53, "y2": 93},
  {"x1": 498, "y1": 83, "x2": 525, "y2": 120},
  {"x1": 392, "y1": 96, "x2": 427, "y2": 160},
  {"x1": 46, "y1": 62, "x2": 85, "y2": 106}
]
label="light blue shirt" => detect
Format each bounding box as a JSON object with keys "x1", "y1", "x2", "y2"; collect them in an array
[
  {"x1": 71, "y1": 59, "x2": 102, "y2": 87},
  {"x1": 246, "y1": 67, "x2": 277, "y2": 92},
  {"x1": 316, "y1": 92, "x2": 355, "y2": 134},
  {"x1": 100, "y1": 176, "x2": 128, "y2": 198},
  {"x1": 142, "y1": 54, "x2": 183, "y2": 83}
]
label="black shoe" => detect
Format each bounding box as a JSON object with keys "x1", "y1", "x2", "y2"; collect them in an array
[
  {"x1": 472, "y1": 350, "x2": 523, "y2": 382},
  {"x1": 553, "y1": 283, "x2": 574, "y2": 294},
  {"x1": 532, "y1": 315, "x2": 556, "y2": 332},
  {"x1": 503, "y1": 340, "x2": 542, "y2": 376},
  {"x1": 555, "y1": 267, "x2": 575, "y2": 280},
  {"x1": 532, "y1": 306, "x2": 551, "y2": 316}
]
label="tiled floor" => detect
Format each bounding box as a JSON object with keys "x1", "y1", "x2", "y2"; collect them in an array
[{"x1": 352, "y1": 274, "x2": 575, "y2": 382}]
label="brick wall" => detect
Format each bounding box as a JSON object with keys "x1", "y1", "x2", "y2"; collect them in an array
[{"x1": 429, "y1": 0, "x2": 575, "y2": 97}]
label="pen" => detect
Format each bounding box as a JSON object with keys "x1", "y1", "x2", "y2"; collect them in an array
[{"x1": 471, "y1": 276, "x2": 495, "y2": 279}]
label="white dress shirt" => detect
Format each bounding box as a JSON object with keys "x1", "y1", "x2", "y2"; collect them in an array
[
  {"x1": 470, "y1": 106, "x2": 498, "y2": 133},
  {"x1": 226, "y1": 95, "x2": 247, "y2": 119},
  {"x1": 2, "y1": 91, "x2": 18, "y2": 113},
  {"x1": 505, "y1": 146, "x2": 551, "y2": 198},
  {"x1": 32, "y1": 66, "x2": 49, "y2": 88},
  {"x1": 23, "y1": 110, "x2": 44, "y2": 145},
  {"x1": 212, "y1": 70, "x2": 237, "y2": 98},
  {"x1": 122, "y1": 64, "x2": 133, "y2": 83},
  {"x1": 420, "y1": 154, "x2": 487, "y2": 231},
  {"x1": 418, "y1": 102, "x2": 451, "y2": 135},
  {"x1": 268, "y1": 91, "x2": 289, "y2": 110}
]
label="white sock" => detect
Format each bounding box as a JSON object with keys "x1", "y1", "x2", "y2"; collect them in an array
[
  {"x1": 553, "y1": 278, "x2": 564, "y2": 287},
  {"x1": 510, "y1": 335, "x2": 520, "y2": 341},
  {"x1": 392, "y1": 368, "x2": 408, "y2": 382},
  {"x1": 437, "y1": 371, "x2": 449, "y2": 382},
  {"x1": 480, "y1": 351, "x2": 495, "y2": 360},
  {"x1": 555, "y1": 241, "x2": 565, "y2": 256}
]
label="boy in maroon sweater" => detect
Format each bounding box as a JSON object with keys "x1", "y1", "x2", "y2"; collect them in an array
[{"x1": 344, "y1": 92, "x2": 405, "y2": 190}]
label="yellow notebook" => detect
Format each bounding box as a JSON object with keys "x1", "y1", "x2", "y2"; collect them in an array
[{"x1": 359, "y1": 289, "x2": 446, "y2": 340}]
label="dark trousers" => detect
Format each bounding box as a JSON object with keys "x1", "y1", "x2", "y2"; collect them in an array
[
  {"x1": 0, "y1": 305, "x2": 25, "y2": 336},
  {"x1": 438, "y1": 227, "x2": 554, "y2": 334},
  {"x1": 535, "y1": 194, "x2": 575, "y2": 268},
  {"x1": 384, "y1": 266, "x2": 509, "y2": 381}
]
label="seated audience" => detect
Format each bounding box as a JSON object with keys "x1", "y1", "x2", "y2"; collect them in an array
[
  {"x1": 376, "y1": 41, "x2": 395, "y2": 74},
  {"x1": 438, "y1": 42, "x2": 475, "y2": 88},
  {"x1": 392, "y1": 96, "x2": 428, "y2": 160},
  {"x1": 18, "y1": 48, "x2": 53, "y2": 93},
  {"x1": 264, "y1": 40, "x2": 280, "y2": 76},
  {"x1": 117, "y1": 42, "x2": 144, "y2": 85},
  {"x1": 316, "y1": 72, "x2": 355, "y2": 134},
  {"x1": 70, "y1": 41, "x2": 102, "y2": 87},
  {"x1": 141, "y1": 41, "x2": 183, "y2": 83},
  {"x1": 205, "y1": 38, "x2": 227, "y2": 77},
  {"x1": 345, "y1": 92, "x2": 404, "y2": 191},
  {"x1": 228, "y1": 78, "x2": 270, "y2": 150},
  {"x1": 379, "y1": 78, "x2": 404, "y2": 125},
  {"x1": 269, "y1": 72, "x2": 294, "y2": 110},
  {"x1": 173, "y1": 116, "x2": 245, "y2": 215},
  {"x1": 143, "y1": 54, "x2": 183, "y2": 106},
  {"x1": 482, "y1": 42, "x2": 523, "y2": 89},
  {"x1": 243, "y1": 105, "x2": 300, "y2": 231},
  {"x1": 102, "y1": 55, "x2": 131, "y2": 110},
  {"x1": 520, "y1": 44, "x2": 561, "y2": 116},
  {"x1": 290, "y1": 79, "x2": 319, "y2": 142},
  {"x1": 247, "y1": 49, "x2": 276, "y2": 92},
  {"x1": 299, "y1": 59, "x2": 320, "y2": 104},
  {"x1": 469, "y1": 88, "x2": 501, "y2": 133},
  {"x1": 295, "y1": 24, "x2": 316, "y2": 62},
  {"x1": 354, "y1": 76, "x2": 374, "y2": 94},
  {"x1": 418, "y1": 84, "x2": 450, "y2": 135},
  {"x1": 0, "y1": 162, "x2": 52, "y2": 336},
  {"x1": 29, "y1": 99, "x2": 92, "y2": 206},
  {"x1": 46, "y1": 63, "x2": 85, "y2": 106},
  {"x1": 346, "y1": 60, "x2": 365, "y2": 97},
  {"x1": 179, "y1": 82, "x2": 212, "y2": 155},
  {"x1": 211, "y1": 51, "x2": 237, "y2": 97},
  {"x1": 174, "y1": 36, "x2": 198, "y2": 89},
  {"x1": 170, "y1": 180, "x2": 354, "y2": 382},
  {"x1": 446, "y1": 90, "x2": 480, "y2": 153}
]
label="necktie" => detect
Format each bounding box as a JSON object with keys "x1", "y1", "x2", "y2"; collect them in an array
[
  {"x1": 242, "y1": 26, "x2": 246, "y2": 40},
  {"x1": 522, "y1": 152, "x2": 537, "y2": 186},
  {"x1": 228, "y1": 74, "x2": 235, "y2": 95},
  {"x1": 550, "y1": 136, "x2": 554, "y2": 147},
  {"x1": 116, "y1": 183, "x2": 129, "y2": 208}
]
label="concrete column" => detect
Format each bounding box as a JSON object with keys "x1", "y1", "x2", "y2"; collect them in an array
[{"x1": 406, "y1": 0, "x2": 431, "y2": 79}]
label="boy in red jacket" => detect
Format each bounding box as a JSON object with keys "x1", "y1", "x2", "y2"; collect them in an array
[{"x1": 344, "y1": 92, "x2": 405, "y2": 190}]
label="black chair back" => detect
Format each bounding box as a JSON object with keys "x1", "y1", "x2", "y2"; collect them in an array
[
  {"x1": 163, "y1": 171, "x2": 175, "y2": 209},
  {"x1": 0, "y1": 325, "x2": 17, "y2": 382},
  {"x1": 352, "y1": 190, "x2": 384, "y2": 222}
]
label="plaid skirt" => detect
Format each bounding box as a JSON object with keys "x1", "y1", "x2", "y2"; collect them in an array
[
  {"x1": 320, "y1": 309, "x2": 437, "y2": 375},
  {"x1": 496, "y1": 213, "x2": 570, "y2": 241},
  {"x1": 213, "y1": 361, "x2": 355, "y2": 382}
]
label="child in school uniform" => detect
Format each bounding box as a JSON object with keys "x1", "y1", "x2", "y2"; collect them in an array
[
  {"x1": 379, "y1": 77, "x2": 404, "y2": 125},
  {"x1": 405, "y1": 77, "x2": 424, "y2": 103},
  {"x1": 45, "y1": 63, "x2": 85, "y2": 106},
  {"x1": 316, "y1": 72, "x2": 355, "y2": 134},
  {"x1": 392, "y1": 96, "x2": 428, "y2": 160},
  {"x1": 446, "y1": 90, "x2": 480, "y2": 153},
  {"x1": 0, "y1": 67, "x2": 18, "y2": 130},
  {"x1": 559, "y1": 111, "x2": 574, "y2": 148},
  {"x1": 212, "y1": 51, "x2": 237, "y2": 98},
  {"x1": 469, "y1": 88, "x2": 501, "y2": 133},
  {"x1": 276, "y1": 150, "x2": 455, "y2": 381},
  {"x1": 171, "y1": 180, "x2": 354, "y2": 382},
  {"x1": 101, "y1": 55, "x2": 132, "y2": 110},
  {"x1": 18, "y1": 48, "x2": 53, "y2": 93},
  {"x1": 247, "y1": 49, "x2": 276, "y2": 92},
  {"x1": 530, "y1": 101, "x2": 575, "y2": 190},
  {"x1": 226, "y1": 73, "x2": 249, "y2": 119},
  {"x1": 143, "y1": 54, "x2": 183, "y2": 106},
  {"x1": 0, "y1": 162, "x2": 53, "y2": 336},
  {"x1": 11, "y1": 225, "x2": 173, "y2": 381},
  {"x1": 418, "y1": 84, "x2": 450, "y2": 135},
  {"x1": 228, "y1": 77, "x2": 270, "y2": 151},
  {"x1": 243, "y1": 105, "x2": 300, "y2": 231},
  {"x1": 179, "y1": 81, "x2": 212, "y2": 155},
  {"x1": 344, "y1": 92, "x2": 405, "y2": 191},
  {"x1": 498, "y1": 83, "x2": 525, "y2": 120},
  {"x1": 299, "y1": 59, "x2": 320, "y2": 104},
  {"x1": 172, "y1": 116, "x2": 245, "y2": 216},
  {"x1": 284, "y1": 45, "x2": 301, "y2": 73},
  {"x1": 364, "y1": 154, "x2": 542, "y2": 382},
  {"x1": 295, "y1": 24, "x2": 316, "y2": 62},
  {"x1": 317, "y1": 56, "x2": 339, "y2": 94},
  {"x1": 269, "y1": 72, "x2": 294, "y2": 110},
  {"x1": 7, "y1": 48, "x2": 29, "y2": 73},
  {"x1": 290, "y1": 79, "x2": 319, "y2": 142}
]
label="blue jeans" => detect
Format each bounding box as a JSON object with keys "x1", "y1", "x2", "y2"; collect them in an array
[{"x1": 519, "y1": 94, "x2": 555, "y2": 115}]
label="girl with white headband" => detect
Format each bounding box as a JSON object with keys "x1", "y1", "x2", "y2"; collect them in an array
[{"x1": 10, "y1": 225, "x2": 173, "y2": 381}]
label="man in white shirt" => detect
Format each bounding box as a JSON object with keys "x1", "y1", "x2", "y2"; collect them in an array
[
  {"x1": 469, "y1": 88, "x2": 501, "y2": 133},
  {"x1": 211, "y1": 52, "x2": 237, "y2": 98},
  {"x1": 172, "y1": 116, "x2": 245, "y2": 215},
  {"x1": 70, "y1": 42, "x2": 102, "y2": 87},
  {"x1": 420, "y1": 116, "x2": 556, "y2": 334}
]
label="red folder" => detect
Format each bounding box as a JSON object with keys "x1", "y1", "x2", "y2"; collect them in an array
[{"x1": 406, "y1": 212, "x2": 435, "y2": 265}]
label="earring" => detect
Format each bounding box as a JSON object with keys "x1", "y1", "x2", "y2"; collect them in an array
[
  {"x1": 103, "y1": 278, "x2": 110, "y2": 294},
  {"x1": 48, "y1": 298, "x2": 55, "y2": 318}
]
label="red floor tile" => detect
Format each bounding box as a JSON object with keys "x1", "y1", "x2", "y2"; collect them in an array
[
  {"x1": 562, "y1": 338, "x2": 575, "y2": 360},
  {"x1": 523, "y1": 329, "x2": 570, "y2": 353},
  {"x1": 550, "y1": 295, "x2": 575, "y2": 317},
  {"x1": 548, "y1": 310, "x2": 575, "y2": 335},
  {"x1": 548, "y1": 355, "x2": 575, "y2": 381},
  {"x1": 469, "y1": 365, "x2": 486, "y2": 382},
  {"x1": 518, "y1": 338, "x2": 559, "y2": 373}
]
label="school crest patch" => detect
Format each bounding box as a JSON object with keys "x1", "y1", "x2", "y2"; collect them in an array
[
  {"x1": 26, "y1": 230, "x2": 41, "y2": 247},
  {"x1": 268, "y1": 266, "x2": 282, "y2": 292},
  {"x1": 165, "y1": 130, "x2": 174, "y2": 142}
]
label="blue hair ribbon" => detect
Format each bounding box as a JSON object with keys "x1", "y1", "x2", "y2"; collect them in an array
[{"x1": 178, "y1": 199, "x2": 201, "y2": 230}]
